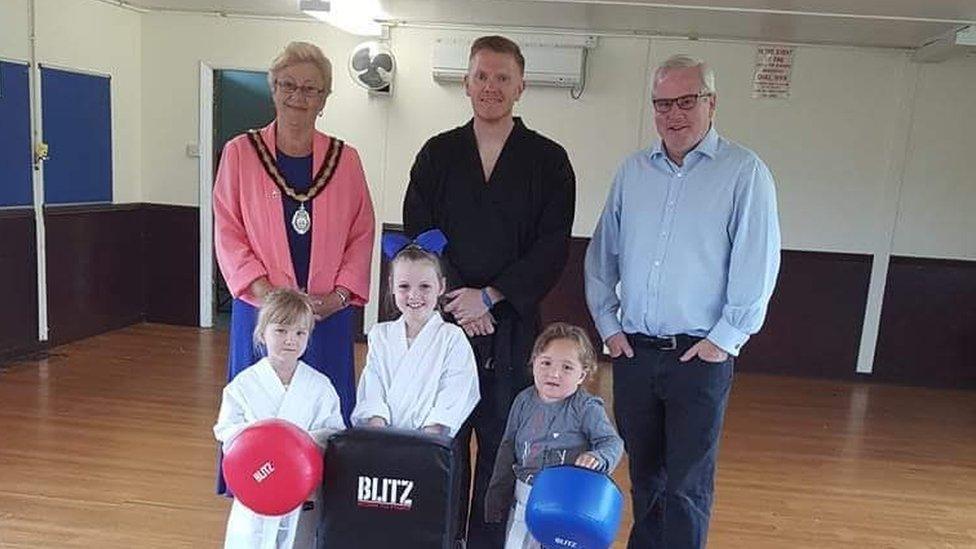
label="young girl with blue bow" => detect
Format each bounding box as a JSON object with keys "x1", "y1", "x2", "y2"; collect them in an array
[{"x1": 350, "y1": 230, "x2": 480, "y2": 437}]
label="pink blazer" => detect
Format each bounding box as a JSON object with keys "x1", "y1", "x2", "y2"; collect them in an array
[{"x1": 213, "y1": 121, "x2": 375, "y2": 307}]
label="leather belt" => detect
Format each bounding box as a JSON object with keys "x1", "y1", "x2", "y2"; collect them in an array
[{"x1": 627, "y1": 333, "x2": 702, "y2": 351}]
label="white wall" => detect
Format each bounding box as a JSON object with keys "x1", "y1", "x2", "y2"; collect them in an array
[
  {"x1": 382, "y1": 28, "x2": 649, "y2": 235},
  {"x1": 135, "y1": 10, "x2": 976, "y2": 259},
  {"x1": 140, "y1": 11, "x2": 394, "y2": 326},
  {"x1": 0, "y1": 0, "x2": 29, "y2": 61},
  {"x1": 383, "y1": 31, "x2": 936, "y2": 257},
  {"x1": 35, "y1": 0, "x2": 142, "y2": 204},
  {"x1": 648, "y1": 40, "x2": 914, "y2": 254},
  {"x1": 140, "y1": 12, "x2": 389, "y2": 207},
  {"x1": 133, "y1": 12, "x2": 975, "y2": 337},
  {"x1": 0, "y1": 0, "x2": 141, "y2": 203},
  {"x1": 894, "y1": 55, "x2": 976, "y2": 260},
  {"x1": 8, "y1": 1, "x2": 976, "y2": 257},
  {"x1": 9, "y1": 1, "x2": 976, "y2": 339}
]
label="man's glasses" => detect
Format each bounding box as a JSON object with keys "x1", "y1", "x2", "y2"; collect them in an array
[
  {"x1": 275, "y1": 80, "x2": 326, "y2": 98},
  {"x1": 652, "y1": 93, "x2": 712, "y2": 113}
]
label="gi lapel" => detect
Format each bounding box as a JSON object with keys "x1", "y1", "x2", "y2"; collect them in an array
[{"x1": 275, "y1": 362, "x2": 317, "y2": 428}]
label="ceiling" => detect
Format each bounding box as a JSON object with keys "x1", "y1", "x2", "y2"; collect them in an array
[{"x1": 119, "y1": 0, "x2": 976, "y2": 50}]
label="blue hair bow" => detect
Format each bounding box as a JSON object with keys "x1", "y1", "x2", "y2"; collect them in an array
[{"x1": 381, "y1": 228, "x2": 448, "y2": 260}]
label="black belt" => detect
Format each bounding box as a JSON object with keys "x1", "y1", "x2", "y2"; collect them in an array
[{"x1": 627, "y1": 333, "x2": 702, "y2": 351}]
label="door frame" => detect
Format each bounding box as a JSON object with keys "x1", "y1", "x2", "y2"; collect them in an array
[{"x1": 198, "y1": 61, "x2": 270, "y2": 328}]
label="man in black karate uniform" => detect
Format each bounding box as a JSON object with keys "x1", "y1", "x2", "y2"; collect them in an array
[{"x1": 403, "y1": 35, "x2": 576, "y2": 548}]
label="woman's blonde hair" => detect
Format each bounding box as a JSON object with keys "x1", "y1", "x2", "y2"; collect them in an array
[
  {"x1": 268, "y1": 41, "x2": 333, "y2": 96},
  {"x1": 530, "y1": 322, "x2": 598, "y2": 375},
  {"x1": 253, "y1": 288, "x2": 315, "y2": 348}
]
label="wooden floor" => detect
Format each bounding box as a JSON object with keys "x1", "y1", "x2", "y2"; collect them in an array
[{"x1": 1, "y1": 323, "x2": 974, "y2": 548}]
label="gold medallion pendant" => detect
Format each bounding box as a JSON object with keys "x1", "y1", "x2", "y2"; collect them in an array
[
  {"x1": 246, "y1": 129, "x2": 345, "y2": 236},
  {"x1": 291, "y1": 203, "x2": 311, "y2": 235}
]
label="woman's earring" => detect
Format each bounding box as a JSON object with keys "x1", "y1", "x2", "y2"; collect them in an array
[{"x1": 317, "y1": 110, "x2": 324, "y2": 118}]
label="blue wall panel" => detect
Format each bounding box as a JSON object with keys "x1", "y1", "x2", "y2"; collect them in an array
[
  {"x1": 41, "y1": 66, "x2": 112, "y2": 204},
  {"x1": 0, "y1": 61, "x2": 33, "y2": 207}
]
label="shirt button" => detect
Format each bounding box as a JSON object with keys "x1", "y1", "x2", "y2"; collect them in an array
[
  {"x1": 676, "y1": 173, "x2": 684, "y2": 178},
  {"x1": 654, "y1": 261, "x2": 661, "y2": 266}
]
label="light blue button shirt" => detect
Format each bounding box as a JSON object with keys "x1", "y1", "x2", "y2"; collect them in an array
[{"x1": 584, "y1": 127, "x2": 781, "y2": 355}]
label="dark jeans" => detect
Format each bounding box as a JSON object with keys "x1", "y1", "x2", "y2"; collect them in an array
[{"x1": 613, "y1": 336, "x2": 734, "y2": 549}]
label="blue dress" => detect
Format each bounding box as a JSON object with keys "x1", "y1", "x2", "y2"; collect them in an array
[{"x1": 218, "y1": 150, "x2": 356, "y2": 494}]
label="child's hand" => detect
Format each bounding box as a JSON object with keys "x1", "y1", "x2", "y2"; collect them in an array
[
  {"x1": 422, "y1": 424, "x2": 448, "y2": 436},
  {"x1": 575, "y1": 452, "x2": 601, "y2": 470},
  {"x1": 367, "y1": 416, "x2": 388, "y2": 428}
]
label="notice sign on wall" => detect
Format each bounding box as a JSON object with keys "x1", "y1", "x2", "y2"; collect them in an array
[{"x1": 752, "y1": 45, "x2": 794, "y2": 99}]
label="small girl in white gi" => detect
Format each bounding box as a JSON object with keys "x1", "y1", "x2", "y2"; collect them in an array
[
  {"x1": 484, "y1": 322, "x2": 624, "y2": 549},
  {"x1": 214, "y1": 288, "x2": 345, "y2": 549},
  {"x1": 351, "y1": 229, "x2": 480, "y2": 437}
]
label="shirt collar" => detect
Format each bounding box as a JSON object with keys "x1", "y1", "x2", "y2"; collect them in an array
[{"x1": 649, "y1": 125, "x2": 719, "y2": 162}]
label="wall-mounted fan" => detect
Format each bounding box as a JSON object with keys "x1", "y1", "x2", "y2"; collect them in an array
[{"x1": 348, "y1": 41, "x2": 395, "y2": 95}]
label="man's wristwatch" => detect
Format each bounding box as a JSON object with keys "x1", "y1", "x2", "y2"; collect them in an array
[{"x1": 481, "y1": 288, "x2": 493, "y2": 310}]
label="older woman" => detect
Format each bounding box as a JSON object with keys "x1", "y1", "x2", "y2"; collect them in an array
[{"x1": 214, "y1": 41, "x2": 375, "y2": 439}]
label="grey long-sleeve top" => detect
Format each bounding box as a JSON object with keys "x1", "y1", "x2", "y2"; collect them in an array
[{"x1": 485, "y1": 386, "x2": 624, "y2": 522}]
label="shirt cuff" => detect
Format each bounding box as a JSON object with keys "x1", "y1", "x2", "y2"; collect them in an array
[
  {"x1": 594, "y1": 315, "x2": 623, "y2": 343},
  {"x1": 707, "y1": 318, "x2": 750, "y2": 356},
  {"x1": 227, "y1": 262, "x2": 267, "y2": 299}
]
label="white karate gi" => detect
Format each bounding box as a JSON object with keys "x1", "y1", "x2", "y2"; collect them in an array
[
  {"x1": 214, "y1": 358, "x2": 345, "y2": 549},
  {"x1": 351, "y1": 313, "x2": 480, "y2": 437}
]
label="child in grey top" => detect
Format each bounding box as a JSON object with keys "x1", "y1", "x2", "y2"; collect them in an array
[{"x1": 485, "y1": 323, "x2": 624, "y2": 548}]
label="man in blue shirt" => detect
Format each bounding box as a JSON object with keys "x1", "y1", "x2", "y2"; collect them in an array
[{"x1": 585, "y1": 55, "x2": 781, "y2": 549}]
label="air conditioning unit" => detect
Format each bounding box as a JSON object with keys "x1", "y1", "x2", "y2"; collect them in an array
[
  {"x1": 432, "y1": 34, "x2": 596, "y2": 88},
  {"x1": 913, "y1": 25, "x2": 976, "y2": 63}
]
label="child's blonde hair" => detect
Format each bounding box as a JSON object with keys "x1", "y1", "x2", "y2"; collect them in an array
[
  {"x1": 530, "y1": 322, "x2": 598, "y2": 375},
  {"x1": 253, "y1": 288, "x2": 315, "y2": 348},
  {"x1": 390, "y1": 245, "x2": 444, "y2": 281}
]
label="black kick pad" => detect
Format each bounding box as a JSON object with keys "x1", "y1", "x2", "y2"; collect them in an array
[{"x1": 319, "y1": 427, "x2": 460, "y2": 549}]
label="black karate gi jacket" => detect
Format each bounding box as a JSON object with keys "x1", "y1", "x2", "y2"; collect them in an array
[{"x1": 403, "y1": 117, "x2": 576, "y2": 400}]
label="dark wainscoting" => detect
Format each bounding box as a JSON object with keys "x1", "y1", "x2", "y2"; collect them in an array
[
  {"x1": 538, "y1": 237, "x2": 602, "y2": 353},
  {"x1": 45, "y1": 204, "x2": 146, "y2": 346},
  {"x1": 736, "y1": 250, "x2": 873, "y2": 378},
  {"x1": 0, "y1": 203, "x2": 201, "y2": 353},
  {"x1": 0, "y1": 209, "x2": 39, "y2": 359},
  {"x1": 873, "y1": 256, "x2": 976, "y2": 389},
  {"x1": 377, "y1": 224, "x2": 401, "y2": 324},
  {"x1": 13, "y1": 208, "x2": 973, "y2": 390},
  {"x1": 538, "y1": 245, "x2": 874, "y2": 380},
  {"x1": 143, "y1": 204, "x2": 199, "y2": 326},
  {"x1": 376, "y1": 225, "x2": 875, "y2": 380}
]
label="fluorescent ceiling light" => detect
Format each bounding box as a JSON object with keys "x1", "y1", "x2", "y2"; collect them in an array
[
  {"x1": 300, "y1": 0, "x2": 385, "y2": 37},
  {"x1": 956, "y1": 25, "x2": 976, "y2": 47}
]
